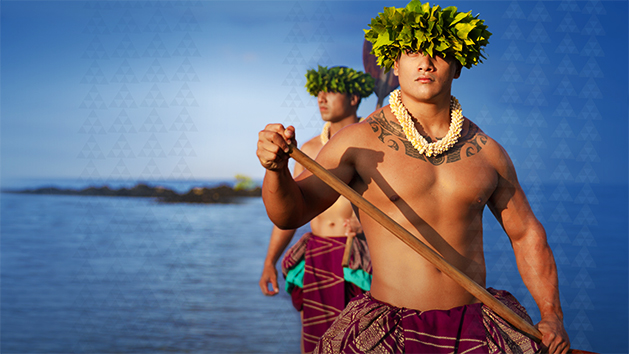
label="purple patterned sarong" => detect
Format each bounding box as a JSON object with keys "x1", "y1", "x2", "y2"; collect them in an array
[
  {"x1": 314, "y1": 289, "x2": 541, "y2": 354},
  {"x1": 281, "y1": 233, "x2": 372, "y2": 354}
]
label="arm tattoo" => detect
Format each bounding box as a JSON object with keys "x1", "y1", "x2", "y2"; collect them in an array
[{"x1": 368, "y1": 112, "x2": 488, "y2": 166}]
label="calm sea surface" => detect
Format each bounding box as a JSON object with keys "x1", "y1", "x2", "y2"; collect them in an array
[{"x1": 1, "y1": 180, "x2": 627, "y2": 353}]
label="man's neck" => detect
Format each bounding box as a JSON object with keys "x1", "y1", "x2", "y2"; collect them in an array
[
  {"x1": 329, "y1": 114, "x2": 359, "y2": 137},
  {"x1": 400, "y1": 91, "x2": 452, "y2": 136}
]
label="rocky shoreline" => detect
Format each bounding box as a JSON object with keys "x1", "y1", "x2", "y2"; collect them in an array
[{"x1": 5, "y1": 183, "x2": 262, "y2": 204}]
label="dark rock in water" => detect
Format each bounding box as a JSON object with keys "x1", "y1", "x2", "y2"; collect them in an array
[
  {"x1": 5, "y1": 183, "x2": 261, "y2": 204},
  {"x1": 158, "y1": 185, "x2": 262, "y2": 204}
]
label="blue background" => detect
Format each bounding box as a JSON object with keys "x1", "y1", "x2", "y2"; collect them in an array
[{"x1": 1, "y1": 1, "x2": 627, "y2": 353}]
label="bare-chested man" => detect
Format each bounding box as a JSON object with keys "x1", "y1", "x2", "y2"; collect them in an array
[
  {"x1": 259, "y1": 66, "x2": 374, "y2": 353},
  {"x1": 257, "y1": 2, "x2": 570, "y2": 354}
]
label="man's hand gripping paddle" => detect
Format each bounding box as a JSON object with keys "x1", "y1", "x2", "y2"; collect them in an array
[{"x1": 286, "y1": 143, "x2": 595, "y2": 354}]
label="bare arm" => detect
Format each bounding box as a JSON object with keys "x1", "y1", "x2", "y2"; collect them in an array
[
  {"x1": 488, "y1": 145, "x2": 570, "y2": 354},
  {"x1": 258, "y1": 139, "x2": 313, "y2": 296},
  {"x1": 257, "y1": 123, "x2": 355, "y2": 229},
  {"x1": 257, "y1": 124, "x2": 307, "y2": 229},
  {"x1": 259, "y1": 226, "x2": 297, "y2": 295}
]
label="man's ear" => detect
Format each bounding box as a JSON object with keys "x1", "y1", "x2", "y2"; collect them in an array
[
  {"x1": 393, "y1": 60, "x2": 400, "y2": 77},
  {"x1": 350, "y1": 94, "x2": 360, "y2": 107},
  {"x1": 454, "y1": 63, "x2": 462, "y2": 79}
]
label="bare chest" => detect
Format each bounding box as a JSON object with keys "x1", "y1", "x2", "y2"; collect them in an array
[
  {"x1": 356, "y1": 116, "x2": 497, "y2": 215},
  {"x1": 376, "y1": 151, "x2": 497, "y2": 208}
]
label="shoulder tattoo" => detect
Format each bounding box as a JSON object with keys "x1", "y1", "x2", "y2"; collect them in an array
[{"x1": 368, "y1": 112, "x2": 488, "y2": 166}]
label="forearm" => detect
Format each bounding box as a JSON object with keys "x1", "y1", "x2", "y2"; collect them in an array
[
  {"x1": 262, "y1": 168, "x2": 309, "y2": 229},
  {"x1": 264, "y1": 226, "x2": 297, "y2": 266},
  {"x1": 512, "y1": 225, "x2": 563, "y2": 321}
]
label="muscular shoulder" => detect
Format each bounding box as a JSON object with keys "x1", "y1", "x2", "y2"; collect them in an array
[
  {"x1": 329, "y1": 106, "x2": 396, "y2": 150},
  {"x1": 300, "y1": 135, "x2": 324, "y2": 159},
  {"x1": 473, "y1": 125, "x2": 518, "y2": 178},
  {"x1": 326, "y1": 116, "x2": 376, "y2": 150},
  {"x1": 314, "y1": 117, "x2": 376, "y2": 168},
  {"x1": 363, "y1": 105, "x2": 404, "y2": 145}
]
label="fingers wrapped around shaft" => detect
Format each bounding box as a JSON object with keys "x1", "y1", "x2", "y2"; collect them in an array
[{"x1": 257, "y1": 124, "x2": 296, "y2": 171}]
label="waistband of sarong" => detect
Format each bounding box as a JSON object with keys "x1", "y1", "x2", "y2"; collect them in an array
[
  {"x1": 362, "y1": 291, "x2": 483, "y2": 314},
  {"x1": 281, "y1": 232, "x2": 314, "y2": 275},
  {"x1": 357, "y1": 288, "x2": 535, "y2": 332},
  {"x1": 281, "y1": 232, "x2": 372, "y2": 276},
  {"x1": 313, "y1": 289, "x2": 539, "y2": 354},
  {"x1": 285, "y1": 260, "x2": 372, "y2": 293}
]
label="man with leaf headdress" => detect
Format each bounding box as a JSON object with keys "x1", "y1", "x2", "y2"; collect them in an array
[
  {"x1": 259, "y1": 66, "x2": 375, "y2": 353},
  {"x1": 256, "y1": 1, "x2": 570, "y2": 353}
]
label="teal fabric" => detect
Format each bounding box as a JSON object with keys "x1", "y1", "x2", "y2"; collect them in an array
[
  {"x1": 285, "y1": 260, "x2": 372, "y2": 293},
  {"x1": 343, "y1": 268, "x2": 372, "y2": 291},
  {"x1": 285, "y1": 259, "x2": 305, "y2": 292}
]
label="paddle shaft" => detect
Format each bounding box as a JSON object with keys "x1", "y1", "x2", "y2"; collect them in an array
[
  {"x1": 341, "y1": 234, "x2": 354, "y2": 267},
  {"x1": 287, "y1": 144, "x2": 544, "y2": 342}
]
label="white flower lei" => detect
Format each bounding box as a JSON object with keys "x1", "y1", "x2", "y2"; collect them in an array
[
  {"x1": 389, "y1": 89, "x2": 463, "y2": 157},
  {"x1": 320, "y1": 121, "x2": 332, "y2": 144}
]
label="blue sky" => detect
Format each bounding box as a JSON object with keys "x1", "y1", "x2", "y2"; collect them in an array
[{"x1": 1, "y1": 0, "x2": 627, "y2": 186}]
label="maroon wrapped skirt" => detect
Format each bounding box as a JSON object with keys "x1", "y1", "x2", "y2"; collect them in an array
[
  {"x1": 314, "y1": 289, "x2": 541, "y2": 354},
  {"x1": 282, "y1": 232, "x2": 372, "y2": 353}
]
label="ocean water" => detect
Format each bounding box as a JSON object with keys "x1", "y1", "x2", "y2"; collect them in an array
[
  {"x1": 1, "y1": 180, "x2": 627, "y2": 353},
  {"x1": 1, "y1": 181, "x2": 302, "y2": 353}
]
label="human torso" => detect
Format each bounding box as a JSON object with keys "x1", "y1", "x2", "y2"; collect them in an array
[{"x1": 345, "y1": 107, "x2": 499, "y2": 311}]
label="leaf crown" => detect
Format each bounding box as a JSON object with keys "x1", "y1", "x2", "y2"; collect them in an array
[
  {"x1": 364, "y1": 0, "x2": 492, "y2": 71},
  {"x1": 305, "y1": 65, "x2": 375, "y2": 98}
]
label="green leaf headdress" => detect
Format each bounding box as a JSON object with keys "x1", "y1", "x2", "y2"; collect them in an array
[
  {"x1": 305, "y1": 66, "x2": 375, "y2": 98},
  {"x1": 364, "y1": 0, "x2": 492, "y2": 71}
]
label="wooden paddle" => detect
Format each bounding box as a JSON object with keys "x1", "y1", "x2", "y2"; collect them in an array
[{"x1": 287, "y1": 143, "x2": 596, "y2": 354}]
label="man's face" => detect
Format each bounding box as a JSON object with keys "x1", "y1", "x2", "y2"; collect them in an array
[
  {"x1": 317, "y1": 91, "x2": 355, "y2": 122},
  {"x1": 393, "y1": 51, "x2": 461, "y2": 103}
]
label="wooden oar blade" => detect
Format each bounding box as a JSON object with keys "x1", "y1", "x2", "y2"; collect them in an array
[
  {"x1": 363, "y1": 40, "x2": 399, "y2": 109},
  {"x1": 362, "y1": 39, "x2": 381, "y2": 81}
]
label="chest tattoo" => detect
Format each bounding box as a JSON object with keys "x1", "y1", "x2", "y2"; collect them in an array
[{"x1": 368, "y1": 111, "x2": 488, "y2": 165}]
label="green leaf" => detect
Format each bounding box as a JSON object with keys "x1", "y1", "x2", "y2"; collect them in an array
[
  {"x1": 375, "y1": 31, "x2": 393, "y2": 48},
  {"x1": 450, "y1": 11, "x2": 469, "y2": 26},
  {"x1": 454, "y1": 22, "x2": 474, "y2": 39},
  {"x1": 426, "y1": 41, "x2": 434, "y2": 57},
  {"x1": 364, "y1": 0, "x2": 492, "y2": 71},
  {"x1": 305, "y1": 65, "x2": 374, "y2": 97},
  {"x1": 435, "y1": 40, "x2": 449, "y2": 52}
]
